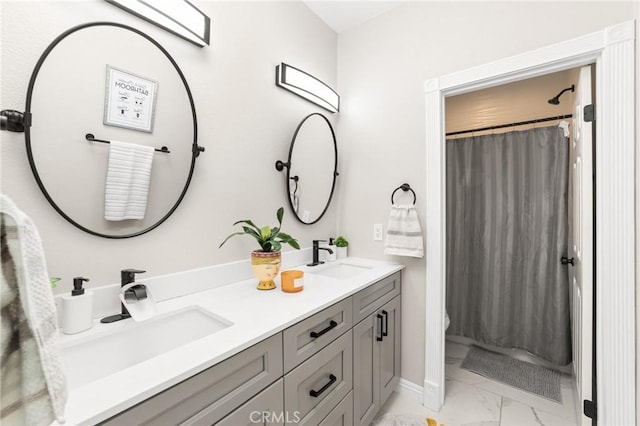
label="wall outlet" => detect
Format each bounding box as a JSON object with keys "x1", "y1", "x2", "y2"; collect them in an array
[{"x1": 373, "y1": 224, "x2": 383, "y2": 241}]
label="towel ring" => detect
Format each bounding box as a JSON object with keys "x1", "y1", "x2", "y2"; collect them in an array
[{"x1": 391, "y1": 183, "x2": 416, "y2": 205}]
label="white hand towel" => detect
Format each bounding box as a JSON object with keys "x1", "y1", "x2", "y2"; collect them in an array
[
  {"x1": 384, "y1": 204, "x2": 424, "y2": 258},
  {"x1": 104, "y1": 140, "x2": 154, "y2": 221},
  {"x1": 0, "y1": 194, "x2": 67, "y2": 425}
]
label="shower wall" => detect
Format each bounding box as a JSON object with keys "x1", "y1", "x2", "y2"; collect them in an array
[{"x1": 446, "y1": 69, "x2": 577, "y2": 137}]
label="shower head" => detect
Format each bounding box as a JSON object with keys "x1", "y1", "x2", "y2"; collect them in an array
[{"x1": 547, "y1": 84, "x2": 575, "y2": 105}]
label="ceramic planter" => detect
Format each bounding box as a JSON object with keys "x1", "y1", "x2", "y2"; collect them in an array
[
  {"x1": 251, "y1": 250, "x2": 281, "y2": 290},
  {"x1": 336, "y1": 246, "x2": 348, "y2": 259}
]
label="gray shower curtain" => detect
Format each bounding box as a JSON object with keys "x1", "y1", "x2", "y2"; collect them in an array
[{"x1": 445, "y1": 126, "x2": 571, "y2": 366}]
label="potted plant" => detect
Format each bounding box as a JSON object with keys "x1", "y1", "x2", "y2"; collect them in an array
[
  {"x1": 334, "y1": 236, "x2": 349, "y2": 259},
  {"x1": 220, "y1": 207, "x2": 299, "y2": 290}
]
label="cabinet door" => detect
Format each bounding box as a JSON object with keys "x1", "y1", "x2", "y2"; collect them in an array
[
  {"x1": 352, "y1": 314, "x2": 380, "y2": 426},
  {"x1": 379, "y1": 296, "x2": 401, "y2": 405}
]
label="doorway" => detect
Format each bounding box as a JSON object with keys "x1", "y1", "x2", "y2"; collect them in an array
[
  {"x1": 422, "y1": 20, "x2": 635, "y2": 425},
  {"x1": 443, "y1": 66, "x2": 590, "y2": 424}
]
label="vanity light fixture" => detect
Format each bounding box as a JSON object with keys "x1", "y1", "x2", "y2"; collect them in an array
[
  {"x1": 276, "y1": 63, "x2": 340, "y2": 113},
  {"x1": 105, "y1": 0, "x2": 210, "y2": 47}
]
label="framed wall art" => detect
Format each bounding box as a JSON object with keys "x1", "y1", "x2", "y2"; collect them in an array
[{"x1": 104, "y1": 65, "x2": 158, "y2": 132}]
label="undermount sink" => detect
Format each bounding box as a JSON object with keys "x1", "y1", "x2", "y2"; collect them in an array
[
  {"x1": 59, "y1": 306, "x2": 232, "y2": 389},
  {"x1": 309, "y1": 261, "x2": 373, "y2": 279}
]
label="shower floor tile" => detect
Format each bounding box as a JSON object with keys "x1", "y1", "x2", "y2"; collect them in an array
[{"x1": 378, "y1": 341, "x2": 578, "y2": 426}]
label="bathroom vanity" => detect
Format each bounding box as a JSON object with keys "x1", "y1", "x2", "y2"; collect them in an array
[{"x1": 56, "y1": 258, "x2": 402, "y2": 425}]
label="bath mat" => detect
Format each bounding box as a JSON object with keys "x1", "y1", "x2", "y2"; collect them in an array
[{"x1": 460, "y1": 345, "x2": 561, "y2": 402}]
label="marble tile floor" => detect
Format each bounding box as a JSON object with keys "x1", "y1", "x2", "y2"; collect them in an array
[{"x1": 377, "y1": 341, "x2": 578, "y2": 426}]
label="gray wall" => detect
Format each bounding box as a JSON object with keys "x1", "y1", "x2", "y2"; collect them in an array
[
  {"x1": 0, "y1": 1, "x2": 338, "y2": 291},
  {"x1": 335, "y1": 1, "x2": 634, "y2": 388}
]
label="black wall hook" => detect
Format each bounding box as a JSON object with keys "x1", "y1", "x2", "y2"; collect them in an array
[{"x1": 391, "y1": 183, "x2": 416, "y2": 205}]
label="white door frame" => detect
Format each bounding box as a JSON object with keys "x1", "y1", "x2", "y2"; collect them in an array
[{"x1": 423, "y1": 20, "x2": 635, "y2": 424}]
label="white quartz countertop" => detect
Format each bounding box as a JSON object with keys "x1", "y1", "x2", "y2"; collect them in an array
[{"x1": 56, "y1": 257, "x2": 403, "y2": 425}]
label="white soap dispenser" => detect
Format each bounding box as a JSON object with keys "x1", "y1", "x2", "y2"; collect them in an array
[{"x1": 61, "y1": 277, "x2": 94, "y2": 334}]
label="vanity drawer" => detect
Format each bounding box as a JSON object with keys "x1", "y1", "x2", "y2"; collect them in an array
[
  {"x1": 101, "y1": 333, "x2": 283, "y2": 426},
  {"x1": 284, "y1": 330, "x2": 352, "y2": 426},
  {"x1": 352, "y1": 272, "x2": 401, "y2": 324},
  {"x1": 319, "y1": 391, "x2": 353, "y2": 426},
  {"x1": 212, "y1": 379, "x2": 284, "y2": 426},
  {"x1": 283, "y1": 298, "x2": 352, "y2": 372}
]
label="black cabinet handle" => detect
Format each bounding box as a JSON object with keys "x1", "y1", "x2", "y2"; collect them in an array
[
  {"x1": 309, "y1": 374, "x2": 337, "y2": 397},
  {"x1": 376, "y1": 313, "x2": 384, "y2": 341},
  {"x1": 310, "y1": 320, "x2": 338, "y2": 339},
  {"x1": 561, "y1": 256, "x2": 575, "y2": 266},
  {"x1": 382, "y1": 310, "x2": 389, "y2": 337}
]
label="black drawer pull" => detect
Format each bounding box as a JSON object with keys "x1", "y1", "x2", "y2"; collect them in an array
[
  {"x1": 376, "y1": 313, "x2": 384, "y2": 341},
  {"x1": 310, "y1": 320, "x2": 338, "y2": 339},
  {"x1": 309, "y1": 374, "x2": 337, "y2": 398},
  {"x1": 382, "y1": 310, "x2": 389, "y2": 337}
]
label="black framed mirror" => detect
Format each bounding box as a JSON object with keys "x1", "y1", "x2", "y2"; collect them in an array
[
  {"x1": 275, "y1": 113, "x2": 338, "y2": 225},
  {"x1": 25, "y1": 22, "x2": 203, "y2": 238}
]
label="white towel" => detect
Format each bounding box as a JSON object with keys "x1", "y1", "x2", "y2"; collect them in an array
[
  {"x1": 384, "y1": 204, "x2": 424, "y2": 258},
  {"x1": 104, "y1": 140, "x2": 154, "y2": 221},
  {"x1": 0, "y1": 194, "x2": 67, "y2": 424}
]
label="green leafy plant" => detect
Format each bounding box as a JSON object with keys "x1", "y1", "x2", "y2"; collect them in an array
[
  {"x1": 49, "y1": 277, "x2": 61, "y2": 289},
  {"x1": 219, "y1": 207, "x2": 300, "y2": 252},
  {"x1": 334, "y1": 236, "x2": 349, "y2": 247}
]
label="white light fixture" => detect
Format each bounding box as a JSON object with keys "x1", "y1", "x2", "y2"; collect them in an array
[
  {"x1": 276, "y1": 63, "x2": 340, "y2": 113},
  {"x1": 106, "y1": 0, "x2": 210, "y2": 47}
]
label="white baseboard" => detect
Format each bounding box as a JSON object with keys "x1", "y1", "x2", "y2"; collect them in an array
[{"x1": 395, "y1": 378, "x2": 424, "y2": 403}]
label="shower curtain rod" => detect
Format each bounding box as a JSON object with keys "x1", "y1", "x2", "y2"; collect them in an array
[{"x1": 446, "y1": 114, "x2": 573, "y2": 137}]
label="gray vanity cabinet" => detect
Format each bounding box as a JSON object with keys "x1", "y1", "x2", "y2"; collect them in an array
[
  {"x1": 352, "y1": 272, "x2": 402, "y2": 426},
  {"x1": 98, "y1": 271, "x2": 400, "y2": 426}
]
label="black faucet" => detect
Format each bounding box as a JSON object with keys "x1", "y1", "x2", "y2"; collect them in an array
[
  {"x1": 101, "y1": 268, "x2": 146, "y2": 323},
  {"x1": 307, "y1": 240, "x2": 334, "y2": 266}
]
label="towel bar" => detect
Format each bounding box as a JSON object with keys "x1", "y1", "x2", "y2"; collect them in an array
[
  {"x1": 391, "y1": 183, "x2": 416, "y2": 205},
  {"x1": 86, "y1": 133, "x2": 170, "y2": 153}
]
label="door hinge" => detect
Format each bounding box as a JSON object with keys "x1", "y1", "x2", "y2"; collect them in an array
[
  {"x1": 584, "y1": 399, "x2": 597, "y2": 419},
  {"x1": 584, "y1": 104, "x2": 595, "y2": 122}
]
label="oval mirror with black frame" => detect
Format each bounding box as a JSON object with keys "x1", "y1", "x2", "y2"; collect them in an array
[
  {"x1": 276, "y1": 113, "x2": 338, "y2": 225},
  {"x1": 25, "y1": 22, "x2": 203, "y2": 239}
]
